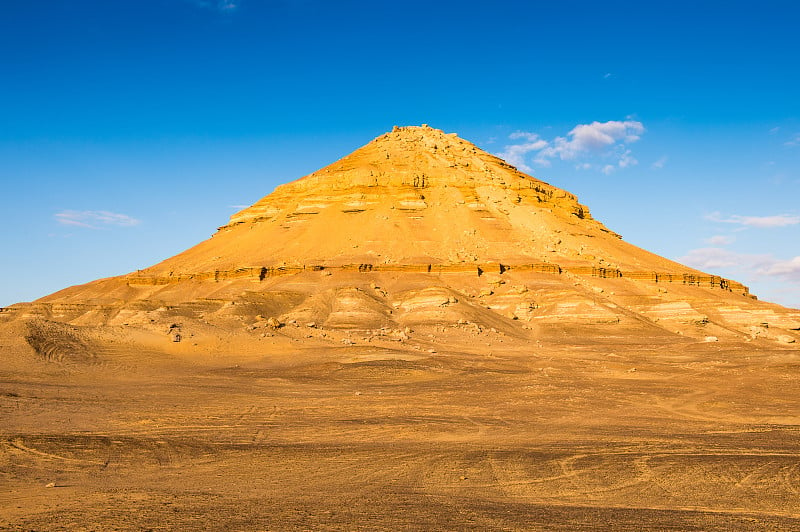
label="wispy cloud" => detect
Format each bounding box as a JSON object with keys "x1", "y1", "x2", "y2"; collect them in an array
[
  {"x1": 651, "y1": 156, "x2": 668, "y2": 169},
  {"x1": 682, "y1": 248, "x2": 800, "y2": 282},
  {"x1": 498, "y1": 120, "x2": 645, "y2": 174},
  {"x1": 706, "y1": 212, "x2": 800, "y2": 228},
  {"x1": 706, "y1": 235, "x2": 735, "y2": 245},
  {"x1": 498, "y1": 131, "x2": 548, "y2": 172},
  {"x1": 186, "y1": 0, "x2": 240, "y2": 12},
  {"x1": 784, "y1": 133, "x2": 800, "y2": 146},
  {"x1": 758, "y1": 256, "x2": 800, "y2": 281},
  {"x1": 681, "y1": 247, "x2": 800, "y2": 308},
  {"x1": 680, "y1": 248, "x2": 755, "y2": 270},
  {"x1": 54, "y1": 210, "x2": 140, "y2": 229}
]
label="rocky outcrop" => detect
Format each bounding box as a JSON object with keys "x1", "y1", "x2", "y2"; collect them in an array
[{"x1": 124, "y1": 261, "x2": 750, "y2": 296}]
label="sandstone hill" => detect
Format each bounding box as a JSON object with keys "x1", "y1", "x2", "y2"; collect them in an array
[
  {"x1": 2, "y1": 126, "x2": 800, "y2": 530},
  {"x1": 1, "y1": 125, "x2": 797, "y2": 353}
]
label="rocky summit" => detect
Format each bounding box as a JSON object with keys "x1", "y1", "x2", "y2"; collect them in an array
[{"x1": 1, "y1": 126, "x2": 799, "y2": 530}]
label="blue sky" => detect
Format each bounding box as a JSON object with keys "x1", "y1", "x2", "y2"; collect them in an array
[{"x1": 1, "y1": 0, "x2": 799, "y2": 308}]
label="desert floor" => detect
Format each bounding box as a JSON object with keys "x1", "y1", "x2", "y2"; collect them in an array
[{"x1": 2, "y1": 327, "x2": 800, "y2": 530}]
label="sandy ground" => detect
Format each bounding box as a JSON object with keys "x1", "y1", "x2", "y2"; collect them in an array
[
  {"x1": 2, "y1": 327, "x2": 799, "y2": 531},
  {"x1": 1, "y1": 126, "x2": 798, "y2": 529}
]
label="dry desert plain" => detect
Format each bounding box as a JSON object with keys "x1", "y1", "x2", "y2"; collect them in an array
[{"x1": 2, "y1": 126, "x2": 800, "y2": 530}]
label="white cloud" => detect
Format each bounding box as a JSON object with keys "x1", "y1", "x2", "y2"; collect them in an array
[
  {"x1": 682, "y1": 248, "x2": 800, "y2": 283},
  {"x1": 498, "y1": 120, "x2": 645, "y2": 174},
  {"x1": 758, "y1": 257, "x2": 800, "y2": 281},
  {"x1": 706, "y1": 212, "x2": 800, "y2": 228},
  {"x1": 680, "y1": 248, "x2": 750, "y2": 270},
  {"x1": 680, "y1": 248, "x2": 800, "y2": 308},
  {"x1": 540, "y1": 120, "x2": 645, "y2": 161},
  {"x1": 617, "y1": 149, "x2": 637, "y2": 169},
  {"x1": 706, "y1": 235, "x2": 735, "y2": 245},
  {"x1": 55, "y1": 210, "x2": 140, "y2": 229},
  {"x1": 784, "y1": 133, "x2": 800, "y2": 146},
  {"x1": 651, "y1": 156, "x2": 668, "y2": 169},
  {"x1": 187, "y1": 0, "x2": 240, "y2": 11},
  {"x1": 508, "y1": 131, "x2": 539, "y2": 142},
  {"x1": 498, "y1": 132, "x2": 549, "y2": 173}
]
